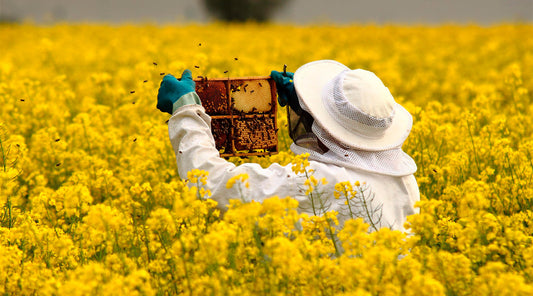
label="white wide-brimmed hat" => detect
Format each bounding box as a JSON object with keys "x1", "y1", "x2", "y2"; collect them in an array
[{"x1": 293, "y1": 60, "x2": 413, "y2": 151}]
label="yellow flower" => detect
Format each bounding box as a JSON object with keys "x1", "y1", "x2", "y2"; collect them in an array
[
  {"x1": 226, "y1": 173, "x2": 249, "y2": 189},
  {"x1": 291, "y1": 153, "x2": 310, "y2": 175},
  {"x1": 187, "y1": 169, "x2": 209, "y2": 185}
]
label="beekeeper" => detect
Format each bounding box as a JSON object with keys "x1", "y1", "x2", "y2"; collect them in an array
[{"x1": 157, "y1": 60, "x2": 419, "y2": 232}]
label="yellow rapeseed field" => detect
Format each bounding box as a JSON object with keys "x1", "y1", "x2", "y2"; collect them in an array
[{"x1": 1, "y1": 22, "x2": 533, "y2": 295}]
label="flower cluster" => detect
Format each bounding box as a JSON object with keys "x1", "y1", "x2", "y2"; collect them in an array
[{"x1": 1, "y1": 23, "x2": 533, "y2": 295}]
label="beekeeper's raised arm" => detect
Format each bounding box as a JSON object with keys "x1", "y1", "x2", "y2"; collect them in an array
[
  {"x1": 156, "y1": 60, "x2": 420, "y2": 232},
  {"x1": 156, "y1": 69, "x2": 300, "y2": 210}
]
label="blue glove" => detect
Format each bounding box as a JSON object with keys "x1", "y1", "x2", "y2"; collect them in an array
[
  {"x1": 157, "y1": 69, "x2": 200, "y2": 114},
  {"x1": 271, "y1": 70, "x2": 304, "y2": 114},
  {"x1": 270, "y1": 70, "x2": 296, "y2": 107}
]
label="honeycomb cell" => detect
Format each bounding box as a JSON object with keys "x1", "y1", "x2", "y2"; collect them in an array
[
  {"x1": 211, "y1": 118, "x2": 233, "y2": 152},
  {"x1": 231, "y1": 79, "x2": 272, "y2": 113},
  {"x1": 196, "y1": 80, "x2": 228, "y2": 115},
  {"x1": 233, "y1": 116, "x2": 277, "y2": 151}
]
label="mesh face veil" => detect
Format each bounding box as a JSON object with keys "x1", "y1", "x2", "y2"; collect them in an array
[
  {"x1": 286, "y1": 100, "x2": 314, "y2": 142},
  {"x1": 282, "y1": 63, "x2": 314, "y2": 142}
]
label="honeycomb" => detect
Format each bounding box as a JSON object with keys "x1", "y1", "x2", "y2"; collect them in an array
[{"x1": 194, "y1": 76, "x2": 278, "y2": 157}]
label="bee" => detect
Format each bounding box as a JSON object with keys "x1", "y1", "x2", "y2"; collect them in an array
[
  {"x1": 224, "y1": 70, "x2": 228, "y2": 74},
  {"x1": 250, "y1": 90, "x2": 254, "y2": 93},
  {"x1": 258, "y1": 82, "x2": 262, "y2": 87},
  {"x1": 143, "y1": 80, "x2": 148, "y2": 83},
  {"x1": 130, "y1": 90, "x2": 135, "y2": 94},
  {"x1": 56, "y1": 163, "x2": 61, "y2": 167},
  {"x1": 133, "y1": 138, "x2": 137, "y2": 142},
  {"x1": 20, "y1": 99, "x2": 25, "y2": 102},
  {"x1": 55, "y1": 138, "x2": 60, "y2": 142},
  {"x1": 132, "y1": 101, "x2": 136, "y2": 104},
  {"x1": 160, "y1": 72, "x2": 165, "y2": 75},
  {"x1": 194, "y1": 65, "x2": 200, "y2": 69},
  {"x1": 234, "y1": 57, "x2": 238, "y2": 61},
  {"x1": 153, "y1": 62, "x2": 158, "y2": 66},
  {"x1": 198, "y1": 43, "x2": 202, "y2": 46}
]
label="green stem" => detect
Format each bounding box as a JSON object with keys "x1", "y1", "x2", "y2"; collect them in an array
[
  {"x1": 344, "y1": 190, "x2": 355, "y2": 219},
  {"x1": 324, "y1": 215, "x2": 340, "y2": 257},
  {"x1": 157, "y1": 232, "x2": 179, "y2": 294},
  {"x1": 360, "y1": 188, "x2": 379, "y2": 232},
  {"x1": 466, "y1": 119, "x2": 481, "y2": 175},
  {"x1": 5, "y1": 196, "x2": 12, "y2": 229},
  {"x1": 304, "y1": 170, "x2": 318, "y2": 216},
  {"x1": 0, "y1": 135, "x2": 6, "y2": 172},
  {"x1": 178, "y1": 237, "x2": 193, "y2": 296}
]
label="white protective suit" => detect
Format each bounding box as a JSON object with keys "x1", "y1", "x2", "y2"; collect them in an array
[{"x1": 169, "y1": 104, "x2": 420, "y2": 232}]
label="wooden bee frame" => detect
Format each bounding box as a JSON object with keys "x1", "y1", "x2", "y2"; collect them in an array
[{"x1": 194, "y1": 76, "x2": 278, "y2": 157}]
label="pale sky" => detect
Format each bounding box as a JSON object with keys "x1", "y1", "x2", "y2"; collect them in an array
[{"x1": 1, "y1": 0, "x2": 532, "y2": 24}]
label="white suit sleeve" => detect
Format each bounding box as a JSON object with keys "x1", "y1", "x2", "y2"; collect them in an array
[{"x1": 168, "y1": 104, "x2": 299, "y2": 209}]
